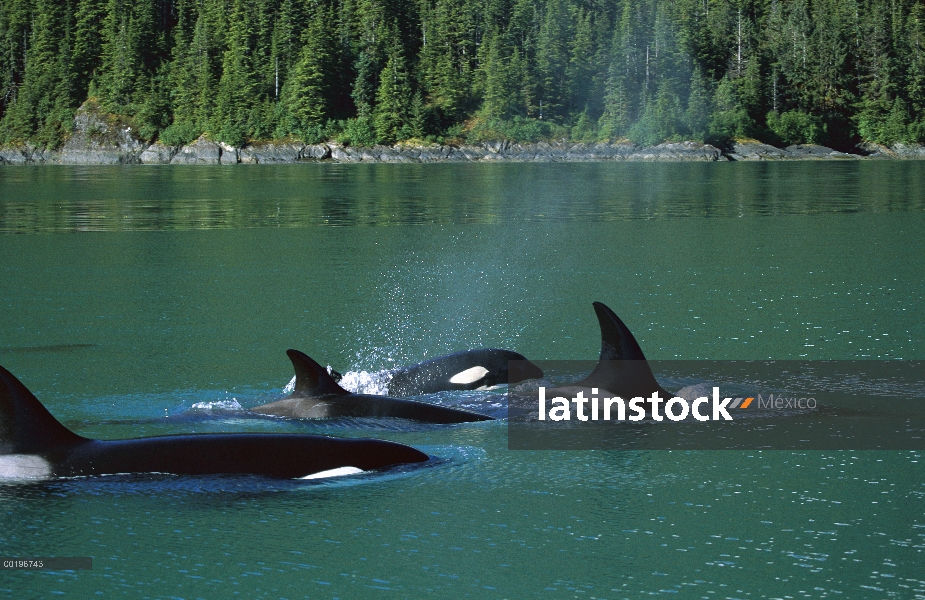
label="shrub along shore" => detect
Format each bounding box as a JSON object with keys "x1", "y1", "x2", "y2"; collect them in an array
[{"x1": 2, "y1": 99, "x2": 924, "y2": 165}]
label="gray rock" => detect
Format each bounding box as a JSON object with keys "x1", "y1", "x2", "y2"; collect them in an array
[
  {"x1": 459, "y1": 148, "x2": 484, "y2": 161},
  {"x1": 28, "y1": 146, "x2": 49, "y2": 163},
  {"x1": 55, "y1": 101, "x2": 149, "y2": 164},
  {"x1": 329, "y1": 146, "x2": 351, "y2": 161},
  {"x1": 0, "y1": 146, "x2": 32, "y2": 164},
  {"x1": 172, "y1": 136, "x2": 222, "y2": 164},
  {"x1": 727, "y1": 140, "x2": 791, "y2": 160},
  {"x1": 416, "y1": 149, "x2": 442, "y2": 162},
  {"x1": 302, "y1": 144, "x2": 332, "y2": 160},
  {"x1": 890, "y1": 143, "x2": 925, "y2": 158},
  {"x1": 854, "y1": 142, "x2": 897, "y2": 159},
  {"x1": 238, "y1": 142, "x2": 304, "y2": 164},
  {"x1": 784, "y1": 144, "x2": 857, "y2": 159},
  {"x1": 14, "y1": 131, "x2": 916, "y2": 165},
  {"x1": 484, "y1": 140, "x2": 510, "y2": 154},
  {"x1": 140, "y1": 143, "x2": 179, "y2": 164},
  {"x1": 218, "y1": 142, "x2": 238, "y2": 164},
  {"x1": 632, "y1": 141, "x2": 725, "y2": 161}
]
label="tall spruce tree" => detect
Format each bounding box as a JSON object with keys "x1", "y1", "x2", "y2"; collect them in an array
[{"x1": 279, "y1": 3, "x2": 332, "y2": 138}]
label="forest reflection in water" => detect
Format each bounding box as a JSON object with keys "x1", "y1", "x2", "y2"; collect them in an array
[{"x1": 2, "y1": 161, "x2": 924, "y2": 233}]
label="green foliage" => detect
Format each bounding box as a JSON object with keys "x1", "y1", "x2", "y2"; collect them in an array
[
  {"x1": 278, "y1": 6, "x2": 330, "y2": 136},
  {"x1": 133, "y1": 73, "x2": 170, "y2": 141},
  {"x1": 373, "y1": 45, "x2": 414, "y2": 143},
  {"x1": 466, "y1": 116, "x2": 555, "y2": 143},
  {"x1": 684, "y1": 69, "x2": 712, "y2": 142},
  {"x1": 908, "y1": 120, "x2": 925, "y2": 143},
  {"x1": 629, "y1": 81, "x2": 684, "y2": 146},
  {"x1": 300, "y1": 124, "x2": 329, "y2": 145},
  {"x1": 767, "y1": 110, "x2": 824, "y2": 145},
  {"x1": 159, "y1": 121, "x2": 201, "y2": 146},
  {"x1": 570, "y1": 111, "x2": 596, "y2": 143},
  {"x1": 856, "y1": 97, "x2": 910, "y2": 145},
  {"x1": 709, "y1": 77, "x2": 755, "y2": 141},
  {"x1": 335, "y1": 117, "x2": 379, "y2": 147},
  {"x1": 2, "y1": 0, "x2": 925, "y2": 149}
]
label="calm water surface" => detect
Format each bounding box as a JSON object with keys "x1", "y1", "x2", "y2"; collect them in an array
[{"x1": 1, "y1": 162, "x2": 923, "y2": 597}]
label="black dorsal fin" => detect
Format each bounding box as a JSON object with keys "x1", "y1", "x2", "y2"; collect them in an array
[
  {"x1": 286, "y1": 350, "x2": 351, "y2": 396},
  {"x1": 577, "y1": 302, "x2": 668, "y2": 397},
  {"x1": 0, "y1": 364, "x2": 85, "y2": 455},
  {"x1": 593, "y1": 301, "x2": 649, "y2": 361}
]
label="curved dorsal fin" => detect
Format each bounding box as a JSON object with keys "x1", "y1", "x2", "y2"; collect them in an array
[
  {"x1": 286, "y1": 350, "x2": 350, "y2": 396},
  {"x1": 577, "y1": 302, "x2": 668, "y2": 397},
  {"x1": 0, "y1": 364, "x2": 85, "y2": 455},
  {"x1": 593, "y1": 301, "x2": 650, "y2": 361}
]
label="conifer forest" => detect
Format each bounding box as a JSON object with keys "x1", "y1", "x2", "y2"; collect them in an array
[{"x1": 2, "y1": 0, "x2": 924, "y2": 150}]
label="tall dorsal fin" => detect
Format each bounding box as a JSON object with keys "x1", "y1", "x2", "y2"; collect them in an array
[
  {"x1": 593, "y1": 301, "x2": 650, "y2": 361},
  {"x1": 0, "y1": 364, "x2": 85, "y2": 455},
  {"x1": 287, "y1": 350, "x2": 350, "y2": 396},
  {"x1": 577, "y1": 302, "x2": 668, "y2": 397}
]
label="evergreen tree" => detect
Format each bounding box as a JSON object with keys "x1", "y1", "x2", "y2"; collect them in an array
[
  {"x1": 598, "y1": 1, "x2": 635, "y2": 140},
  {"x1": 476, "y1": 30, "x2": 516, "y2": 120},
  {"x1": 279, "y1": 5, "x2": 332, "y2": 137},
  {"x1": 535, "y1": 0, "x2": 569, "y2": 119},
  {"x1": 166, "y1": 0, "x2": 222, "y2": 141},
  {"x1": 709, "y1": 74, "x2": 754, "y2": 140},
  {"x1": 214, "y1": 0, "x2": 260, "y2": 145},
  {"x1": 73, "y1": 0, "x2": 107, "y2": 96},
  {"x1": 0, "y1": 0, "x2": 75, "y2": 147},
  {"x1": 685, "y1": 66, "x2": 711, "y2": 140},
  {"x1": 419, "y1": 0, "x2": 477, "y2": 123},
  {"x1": 374, "y1": 42, "x2": 414, "y2": 143}
]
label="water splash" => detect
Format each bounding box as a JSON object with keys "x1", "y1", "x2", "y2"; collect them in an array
[
  {"x1": 189, "y1": 399, "x2": 244, "y2": 412},
  {"x1": 282, "y1": 369, "x2": 394, "y2": 395},
  {"x1": 338, "y1": 369, "x2": 393, "y2": 395}
]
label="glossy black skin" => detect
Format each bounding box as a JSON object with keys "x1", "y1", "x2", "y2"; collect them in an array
[
  {"x1": 572, "y1": 302, "x2": 671, "y2": 398},
  {"x1": 0, "y1": 364, "x2": 428, "y2": 479},
  {"x1": 251, "y1": 350, "x2": 494, "y2": 424},
  {"x1": 384, "y1": 349, "x2": 544, "y2": 396},
  {"x1": 48, "y1": 434, "x2": 428, "y2": 479}
]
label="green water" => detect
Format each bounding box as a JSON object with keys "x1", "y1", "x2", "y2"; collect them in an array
[{"x1": 1, "y1": 163, "x2": 923, "y2": 597}]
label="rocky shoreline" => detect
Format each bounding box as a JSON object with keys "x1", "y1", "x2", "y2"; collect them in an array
[{"x1": 2, "y1": 104, "x2": 923, "y2": 165}]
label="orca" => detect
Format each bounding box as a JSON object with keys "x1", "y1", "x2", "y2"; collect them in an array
[
  {"x1": 507, "y1": 302, "x2": 669, "y2": 419},
  {"x1": 251, "y1": 350, "x2": 494, "y2": 423},
  {"x1": 329, "y1": 349, "x2": 543, "y2": 396},
  {"x1": 0, "y1": 364, "x2": 428, "y2": 481}
]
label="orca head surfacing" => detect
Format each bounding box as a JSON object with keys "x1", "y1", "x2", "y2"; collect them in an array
[{"x1": 386, "y1": 348, "x2": 544, "y2": 396}]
